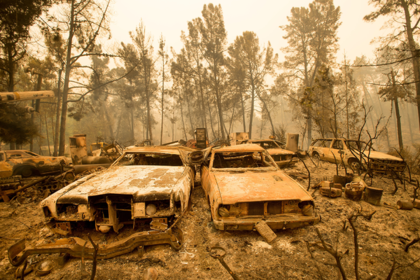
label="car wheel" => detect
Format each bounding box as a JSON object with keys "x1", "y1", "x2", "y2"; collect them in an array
[
  {"x1": 20, "y1": 167, "x2": 33, "y2": 177},
  {"x1": 312, "y1": 153, "x2": 321, "y2": 165},
  {"x1": 349, "y1": 159, "x2": 361, "y2": 173},
  {"x1": 207, "y1": 197, "x2": 213, "y2": 221}
]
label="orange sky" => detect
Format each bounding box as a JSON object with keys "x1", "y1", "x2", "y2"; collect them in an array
[{"x1": 108, "y1": 0, "x2": 388, "y2": 64}]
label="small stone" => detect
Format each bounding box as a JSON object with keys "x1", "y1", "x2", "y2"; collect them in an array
[{"x1": 143, "y1": 267, "x2": 158, "y2": 280}]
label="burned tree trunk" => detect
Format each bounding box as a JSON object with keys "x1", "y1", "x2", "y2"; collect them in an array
[
  {"x1": 392, "y1": 71, "x2": 403, "y2": 151},
  {"x1": 103, "y1": 102, "x2": 114, "y2": 140},
  {"x1": 160, "y1": 67, "x2": 165, "y2": 145},
  {"x1": 405, "y1": 102, "x2": 415, "y2": 145},
  {"x1": 248, "y1": 79, "x2": 255, "y2": 139},
  {"x1": 180, "y1": 99, "x2": 187, "y2": 140},
  {"x1": 394, "y1": 97, "x2": 403, "y2": 151},
  {"x1": 240, "y1": 90, "x2": 247, "y2": 132},
  {"x1": 401, "y1": 0, "x2": 420, "y2": 131},
  {"x1": 256, "y1": 90, "x2": 275, "y2": 136},
  {"x1": 206, "y1": 95, "x2": 216, "y2": 139},
  {"x1": 53, "y1": 69, "x2": 62, "y2": 156},
  {"x1": 186, "y1": 90, "x2": 194, "y2": 139},
  {"x1": 59, "y1": 0, "x2": 75, "y2": 156}
]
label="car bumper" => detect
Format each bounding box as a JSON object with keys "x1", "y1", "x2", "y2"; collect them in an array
[
  {"x1": 368, "y1": 162, "x2": 406, "y2": 173},
  {"x1": 8, "y1": 227, "x2": 183, "y2": 267},
  {"x1": 213, "y1": 214, "x2": 320, "y2": 231}
]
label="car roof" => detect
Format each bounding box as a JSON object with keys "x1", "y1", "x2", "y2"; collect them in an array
[
  {"x1": 249, "y1": 139, "x2": 280, "y2": 143},
  {"x1": 123, "y1": 146, "x2": 194, "y2": 155},
  {"x1": 213, "y1": 144, "x2": 265, "y2": 152}
]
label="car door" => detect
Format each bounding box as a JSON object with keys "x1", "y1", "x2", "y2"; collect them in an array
[
  {"x1": 22, "y1": 151, "x2": 54, "y2": 174},
  {"x1": 318, "y1": 140, "x2": 332, "y2": 161},
  {"x1": 329, "y1": 140, "x2": 344, "y2": 163},
  {"x1": 0, "y1": 151, "x2": 13, "y2": 178},
  {"x1": 201, "y1": 161, "x2": 211, "y2": 199},
  {"x1": 6, "y1": 152, "x2": 25, "y2": 164}
]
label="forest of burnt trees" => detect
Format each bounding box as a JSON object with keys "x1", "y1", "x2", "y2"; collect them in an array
[{"x1": 1, "y1": 0, "x2": 419, "y2": 158}]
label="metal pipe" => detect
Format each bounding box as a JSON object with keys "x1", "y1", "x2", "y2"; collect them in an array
[{"x1": 0, "y1": 90, "x2": 54, "y2": 103}]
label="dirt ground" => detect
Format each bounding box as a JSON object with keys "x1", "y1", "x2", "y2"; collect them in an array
[{"x1": 0, "y1": 159, "x2": 419, "y2": 280}]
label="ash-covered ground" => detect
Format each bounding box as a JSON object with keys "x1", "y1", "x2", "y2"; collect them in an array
[{"x1": 0, "y1": 159, "x2": 419, "y2": 280}]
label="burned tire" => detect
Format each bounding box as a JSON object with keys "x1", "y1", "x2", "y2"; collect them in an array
[
  {"x1": 20, "y1": 167, "x2": 34, "y2": 178},
  {"x1": 349, "y1": 159, "x2": 361, "y2": 173}
]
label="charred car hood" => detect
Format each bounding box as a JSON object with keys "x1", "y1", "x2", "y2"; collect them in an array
[
  {"x1": 360, "y1": 151, "x2": 403, "y2": 161},
  {"x1": 212, "y1": 170, "x2": 312, "y2": 204},
  {"x1": 56, "y1": 165, "x2": 185, "y2": 204}
]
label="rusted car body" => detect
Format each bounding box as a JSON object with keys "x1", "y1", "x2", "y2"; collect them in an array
[
  {"x1": 8, "y1": 146, "x2": 199, "y2": 266},
  {"x1": 308, "y1": 138, "x2": 406, "y2": 174},
  {"x1": 0, "y1": 150, "x2": 71, "y2": 178},
  {"x1": 40, "y1": 146, "x2": 196, "y2": 235},
  {"x1": 247, "y1": 139, "x2": 297, "y2": 168},
  {"x1": 201, "y1": 144, "x2": 319, "y2": 231}
]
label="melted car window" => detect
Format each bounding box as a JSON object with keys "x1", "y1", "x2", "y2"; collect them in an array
[
  {"x1": 116, "y1": 153, "x2": 183, "y2": 166},
  {"x1": 256, "y1": 142, "x2": 279, "y2": 149},
  {"x1": 345, "y1": 140, "x2": 372, "y2": 151},
  {"x1": 332, "y1": 140, "x2": 343, "y2": 150},
  {"x1": 6, "y1": 152, "x2": 26, "y2": 158},
  {"x1": 212, "y1": 152, "x2": 275, "y2": 169},
  {"x1": 25, "y1": 151, "x2": 38, "y2": 157},
  {"x1": 313, "y1": 140, "x2": 332, "y2": 148}
]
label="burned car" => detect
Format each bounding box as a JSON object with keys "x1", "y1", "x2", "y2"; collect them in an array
[
  {"x1": 201, "y1": 144, "x2": 319, "y2": 231},
  {"x1": 308, "y1": 138, "x2": 406, "y2": 174},
  {"x1": 0, "y1": 150, "x2": 72, "y2": 178},
  {"x1": 6, "y1": 146, "x2": 208, "y2": 266},
  {"x1": 247, "y1": 139, "x2": 297, "y2": 168},
  {"x1": 40, "y1": 146, "x2": 196, "y2": 234}
]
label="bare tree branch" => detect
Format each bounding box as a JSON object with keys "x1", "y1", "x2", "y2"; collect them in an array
[{"x1": 67, "y1": 63, "x2": 140, "y2": 103}]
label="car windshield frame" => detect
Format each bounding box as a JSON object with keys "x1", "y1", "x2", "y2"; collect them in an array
[
  {"x1": 312, "y1": 139, "x2": 332, "y2": 148},
  {"x1": 254, "y1": 141, "x2": 281, "y2": 149},
  {"x1": 112, "y1": 151, "x2": 185, "y2": 167},
  {"x1": 344, "y1": 140, "x2": 374, "y2": 152},
  {"x1": 25, "y1": 151, "x2": 39, "y2": 157},
  {"x1": 6, "y1": 152, "x2": 28, "y2": 159},
  {"x1": 209, "y1": 150, "x2": 278, "y2": 172}
]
